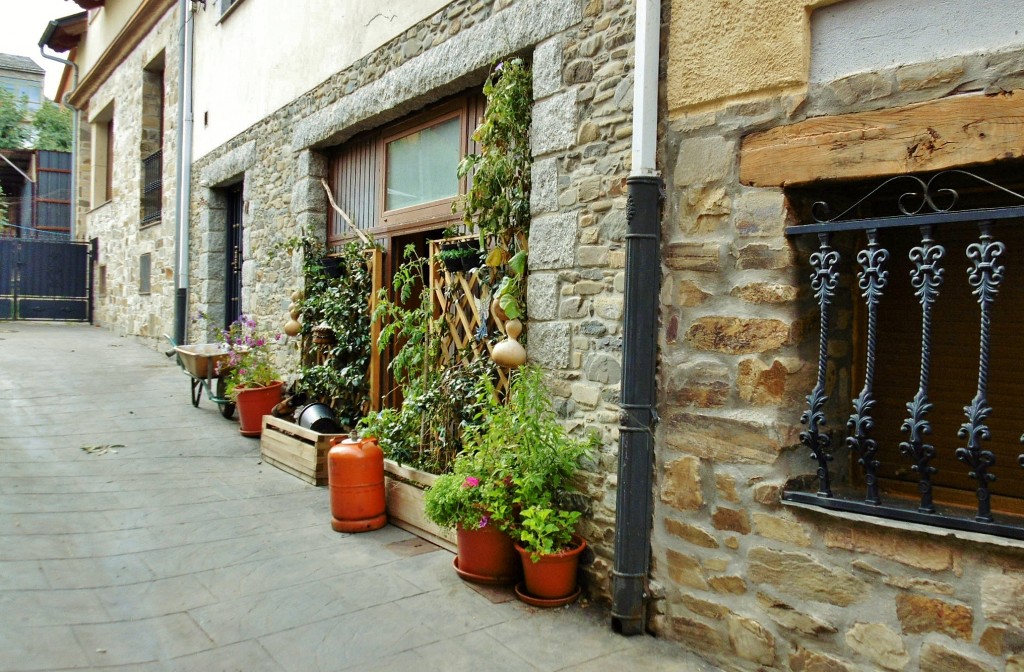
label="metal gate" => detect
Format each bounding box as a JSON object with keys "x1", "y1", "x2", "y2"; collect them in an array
[{"x1": 0, "y1": 238, "x2": 94, "y2": 321}]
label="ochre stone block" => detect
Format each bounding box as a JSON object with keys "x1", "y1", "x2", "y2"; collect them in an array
[
  {"x1": 664, "y1": 412, "x2": 791, "y2": 465},
  {"x1": 883, "y1": 575, "x2": 954, "y2": 596},
  {"x1": 756, "y1": 592, "x2": 836, "y2": 637},
  {"x1": 664, "y1": 242, "x2": 721, "y2": 271},
  {"x1": 664, "y1": 518, "x2": 719, "y2": 549},
  {"x1": 685, "y1": 316, "x2": 792, "y2": 354},
  {"x1": 980, "y1": 625, "x2": 1024, "y2": 656},
  {"x1": 677, "y1": 279, "x2": 711, "y2": 307},
  {"x1": 982, "y1": 573, "x2": 1024, "y2": 629},
  {"x1": 680, "y1": 593, "x2": 729, "y2": 620},
  {"x1": 661, "y1": 456, "x2": 703, "y2": 511},
  {"x1": 753, "y1": 481, "x2": 785, "y2": 506},
  {"x1": 728, "y1": 614, "x2": 775, "y2": 665},
  {"x1": 709, "y1": 575, "x2": 747, "y2": 594},
  {"x1": 895, "y1": 593, "x2": 972, "y2": 640},
  {"x1": 824, "y1": 525, "x2": 954, "y2": 572},
  {"x1": 748, "y1": 547, "x2": 866, "y2": 607},
  {"x1": 788, "y1": 647, "x2": 856, "y2": 672},
  {"x1": 715, "y1": 473, "x2": 740, "y2": 503},
  {"x1": 919, "y1": 642, "x2": 996, "y2": 672},
  {"x1": 731, "y1": 282, "x2": 799, "y2": 304},
  {"x1": 665, "y1": 548, "x2": 709, "y2": 590},
  {"x1": 712, "y1": 506, "x2": 751, "y2": 534},
  {"x1": 844, "y1": 622, "x2": 909, "y2": 671},
  {"x1": 737, "y1": 357, "x2": 813, "y2": 407},
  {"x1": 752, "y1": 512, "x2": 811, "y2": 547},
  {"x1": 670, "y1": 616, "x2": 729, "y2": 655}
]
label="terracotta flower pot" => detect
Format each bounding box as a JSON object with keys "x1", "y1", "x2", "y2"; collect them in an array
[
  {"x1": 235, "y1": 380, "x2": 283, "y2": 437},
  {"x1": 454, "y1": 523, "x2": 521, "y2": 585},
  {"x1": 514, "y1": 537, "x2": 587, "y2": 600}
]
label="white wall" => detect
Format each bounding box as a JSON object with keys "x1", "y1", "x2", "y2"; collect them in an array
[
  {"x1": 75, "y1": 0, "x2": 142, "y2": 77},
  {"x1": 190, "y1": 0, "x2": 450, "y2": 160},
  {"x1": 811, "y1": 0, "x2": 1024, "y2": 83}
]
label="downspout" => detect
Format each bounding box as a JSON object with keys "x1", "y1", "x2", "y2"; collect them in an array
[
  {"x1": 37, "y1": 43, "x2": 79, "y2": 239},
  {"x1": 173, "y1": 0, "x2": 195, "y2": 345},
  {"x1": 611, "y1": 0, "x2": 662, "y2": 636}
]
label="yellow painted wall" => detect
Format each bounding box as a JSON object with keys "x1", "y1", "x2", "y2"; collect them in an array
[{"x1": 666, "y1": 0, "x2": 841, "y2": 116}]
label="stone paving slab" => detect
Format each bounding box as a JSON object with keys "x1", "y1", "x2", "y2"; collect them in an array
[{"x1": 0, "y1": 323, "x2": 717, "y2": 671}]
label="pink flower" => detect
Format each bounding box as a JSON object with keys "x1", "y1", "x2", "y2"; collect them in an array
[
  {"x1": 462, "y1": 476, "x2": 479, "y2": 488},
  {"x1": 478, "y1": 515, "x2": 490, "y2": 529}
]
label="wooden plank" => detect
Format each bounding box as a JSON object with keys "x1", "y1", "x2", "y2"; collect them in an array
[
  {"x1": 263, "y1": 455, "x2": 319, "y2": 486},
  {"x1": 739, "y1": 90, "x2": 1024, "y2": 187},
  {"x1": 260, "y1": 417, "x2": 340, "y2": 486},
  {"x1": 384, "y1": 476, "x2": 457, "y2": 552},
  {"x1": 383, "y1": 459, "x2": 439, "y2": 487}
]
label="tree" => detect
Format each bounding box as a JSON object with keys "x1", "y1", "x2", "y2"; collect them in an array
[
  {"x1": 0, "y1": 88, "x2": 30, "y2": 149},
  {"x1": 32, "y1": 100, "x2": 72, "y2": 151}
]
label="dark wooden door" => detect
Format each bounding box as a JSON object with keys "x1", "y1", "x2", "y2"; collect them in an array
[{"x1": 225, "y1": 184, "x2": 243, "y2": 327}]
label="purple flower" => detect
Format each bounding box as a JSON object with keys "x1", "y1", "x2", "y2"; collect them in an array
[{"x1": 478, "y1": 515, "x2": 490, "y2": 529}]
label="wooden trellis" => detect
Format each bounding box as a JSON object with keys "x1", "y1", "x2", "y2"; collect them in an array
[{"x1": 428, "y1": 237, "x2": 511, "y2": 394}]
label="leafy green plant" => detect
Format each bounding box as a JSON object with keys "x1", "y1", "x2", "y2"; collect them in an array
[
  {"x1": 356, "y1": 405, "x2": 421, "y2": 466},
  {"x1": 373, "y1": 244, "x2": 438, "y2": 394},
  {"x1": 455, "y1": 58, "x2": 532, "y2": 252},
  {"x1": 517, "y1": 506, "x2": 582, "y2": 559},
  {"x1": 458, "y1": 365, "x2": 596, "y2": 559},
  {"x1": 278, "y1": 235, "x2": 375, "y2": 428}
]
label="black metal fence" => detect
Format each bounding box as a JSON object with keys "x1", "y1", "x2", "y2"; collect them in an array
[{"x1": 784, "y1": 170, "x2": 1024, "y2": 540}]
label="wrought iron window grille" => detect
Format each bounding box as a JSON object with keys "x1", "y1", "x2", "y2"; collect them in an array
[
  {"x1": 141, "y1": 150, "x2": 162, "y2": 226},
  {"x1": 784, "y1": 170, "x2": 1024, "y2": 541}
]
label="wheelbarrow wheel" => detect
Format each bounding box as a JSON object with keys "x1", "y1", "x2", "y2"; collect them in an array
[{"x1": 216, "y1": 378, "x2": 236, "y2": 419}]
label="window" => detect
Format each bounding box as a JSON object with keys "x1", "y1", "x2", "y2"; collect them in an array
[
  {"x1": 325, "y1": 93, "x2": 485, "y2": 249},
  {"x1": 219, "y1": 0, "x2": 247, "y2": 19},
  {"x1": 139, "y1": 253, "x2": 151, "y2": 294},
  {"x1": 140, "y1": 55, "x2": 164, "y2": 226},
  {"x1": 98, "y1": 264, "x2": 106, "y2": 296},
  {"x1": 90, "y1": 101, "x2": 114, "y2": 207},
  {"x1": 784, "y1": 168, "x2": 1024, "y2": 540}
]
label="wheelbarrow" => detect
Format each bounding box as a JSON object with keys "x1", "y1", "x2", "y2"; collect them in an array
[{"x1": 165, "y1": 335, "x2": 236, "y2": 419}]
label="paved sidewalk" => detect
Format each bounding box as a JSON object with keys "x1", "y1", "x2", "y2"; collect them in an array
[{"x1": 0, "y1": 322, "x2": 715, "y2": 672}]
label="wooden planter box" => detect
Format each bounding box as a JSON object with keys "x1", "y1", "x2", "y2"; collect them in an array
[
  {"x1": 384, "y1": 459, "x2": 457, "y2": 552},
  {"x1": 260, "y1": 416, "x2": 346, "y2": 485}
]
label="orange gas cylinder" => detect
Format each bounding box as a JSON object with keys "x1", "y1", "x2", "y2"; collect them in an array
[{"x1": 327, "y1": 436, "x2": 387, "y2": 532}]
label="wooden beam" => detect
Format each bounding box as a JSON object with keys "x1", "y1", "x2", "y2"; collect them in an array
[{"x1": 739, "y1": 91, "x2": 1024, "y2": 187}]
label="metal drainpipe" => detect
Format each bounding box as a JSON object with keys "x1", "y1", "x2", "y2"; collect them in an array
[
  {"x1": 612, "y1": 0, "x2": 662, "y2": 636},
  {"x1": 37, "y1": 45, "x2": 79, "y2": 239},
  {"x1": 173, "y1": 0, "x2": 195, "y2": 345}
]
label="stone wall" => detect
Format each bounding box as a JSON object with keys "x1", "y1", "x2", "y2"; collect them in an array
[
  {"x1": 83, "y1": 6, "x2": 179, "y2": 343},
  {"x1": 187, "y1": 0, "x2": 635, "y2": 601},
  {"x1": 654, "y1": 15, "x2": 1024, "y2": 669}
]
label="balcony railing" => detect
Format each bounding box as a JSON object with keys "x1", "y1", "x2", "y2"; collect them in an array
[
  {"x1": 141, "y1": 150, "x2": 162, "y2": 225},
  {"x1": 784, "y1": 170, "x2": 1024, "y2": 541}
]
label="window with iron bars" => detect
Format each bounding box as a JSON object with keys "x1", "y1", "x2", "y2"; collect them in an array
[
  {"x1": 141, "y1": 150, "x2": 161, "y2": 226},
  {"x1": 783, "y1": 167, "x2": 1024, "y2": 541}
]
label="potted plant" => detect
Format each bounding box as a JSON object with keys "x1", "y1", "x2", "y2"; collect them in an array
[
  {"x1": 423, "y1": 457, "x2": 520, "y2": 585},
  {"x1": 219, "y1": 315, "x2": 284, "y2": 437},
  {"x1": 452, "y1": 366, "x2": 594, "y2": 603},
  {"x1": 435, "y1": 240, "x2": 483, "y2": 275}
]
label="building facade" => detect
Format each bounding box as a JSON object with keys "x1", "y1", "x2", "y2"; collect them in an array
[
  {"x1": 653, "y1": 0, "x2": 1024, "y2": 669},
  {"x1": 45, "y1": 0, "x2": 1024, "y2": 670}
]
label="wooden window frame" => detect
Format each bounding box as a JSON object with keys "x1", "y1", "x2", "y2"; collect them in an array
[
  {"x1": 326, "y1": 92, "x2": 484, "y2": 249},
  {"x1": 379, "y1": 101, "x2": 469, "y2": 231}
]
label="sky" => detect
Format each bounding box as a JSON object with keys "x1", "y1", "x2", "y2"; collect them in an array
[{"x1": 0, "y1": 0, "x2": 84, "y2": 100}]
